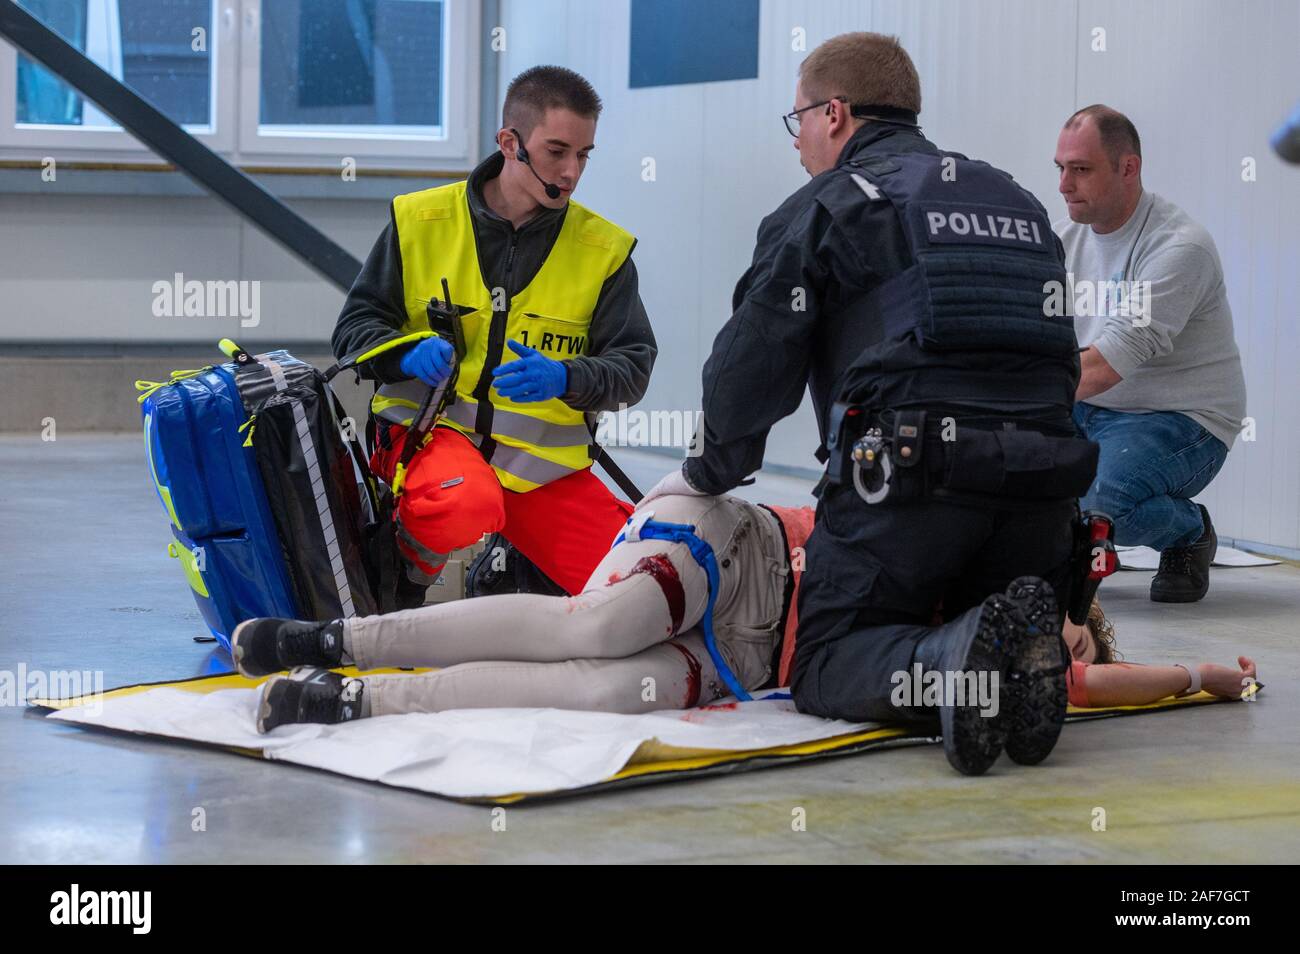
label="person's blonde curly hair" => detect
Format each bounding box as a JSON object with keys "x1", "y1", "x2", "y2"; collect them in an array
[{"x1": 1085, "y1": 596, "x2": 1121, "y2": 663}]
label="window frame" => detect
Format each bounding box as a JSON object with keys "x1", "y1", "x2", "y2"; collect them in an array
[
  {"x1": 0, "y1": 0, "x2": 478, "y2": 172},
  {"x1": 0, "y1": 0, "x2": 236, "y2": 156}
]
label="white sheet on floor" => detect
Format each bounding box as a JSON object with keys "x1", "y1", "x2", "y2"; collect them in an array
[
  {"x1": 1116, "y1": 545, "x2": 1280, "y2": 570},
  {"x1": 45, "y1": 685, "x2": 874, "y2": 799}
]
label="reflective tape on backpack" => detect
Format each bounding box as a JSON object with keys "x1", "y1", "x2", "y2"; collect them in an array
[{"x1": 261, "y1": 355, "x2": 356, "y2": 618}]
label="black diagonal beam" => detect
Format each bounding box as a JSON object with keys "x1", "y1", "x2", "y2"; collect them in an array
[{"x1": 0, "y1": 0, "x2": 362, "y2": 291}]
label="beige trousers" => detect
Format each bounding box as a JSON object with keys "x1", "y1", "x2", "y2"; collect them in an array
[{"x1": 343, "y1": 494, "x2": 790, "y2": 716}]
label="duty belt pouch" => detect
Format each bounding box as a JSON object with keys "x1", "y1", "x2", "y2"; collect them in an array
[
  {"x1": 824, "y1": 401, "x2": 867, "y2": 486},
  {"x1": 885, "y1": 409, "x2": 929, "y2": 501},
  {"x1": 944, "y1": 427, "x2": 1099, "y2": 500}
]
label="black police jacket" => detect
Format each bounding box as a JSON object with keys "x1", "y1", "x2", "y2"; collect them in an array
[{"x1": 684, "y1": 121, "x2": 1078, "y2": 496}]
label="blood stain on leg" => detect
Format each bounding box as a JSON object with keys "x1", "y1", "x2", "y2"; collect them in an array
[
  {"x1": 605, "y1": 553, "x2": 685, "y2": 632},
  {"x1": 626, "y1": 554, "x2": 685, "y2": 630},
  {"x1": 668, "y1": 642, "x2": 702, "y2": 707}
]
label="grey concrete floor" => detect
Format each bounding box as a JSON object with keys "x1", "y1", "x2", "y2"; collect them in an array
[{"x1": 1, "y1": 434, "x2": 1297, "y2": 863}]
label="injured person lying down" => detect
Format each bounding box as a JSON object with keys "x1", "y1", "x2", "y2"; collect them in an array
[
  {"x1": 230, "y1": 494, "x2": 1258, "y2": 735},
  {"x1": 235, "y1": 494, "x2": 807, "y2": 732}
]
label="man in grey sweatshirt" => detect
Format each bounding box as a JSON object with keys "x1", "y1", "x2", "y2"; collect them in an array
[{"x1": 1054, "y1": 105, "x2": 1247, "y2": 603}]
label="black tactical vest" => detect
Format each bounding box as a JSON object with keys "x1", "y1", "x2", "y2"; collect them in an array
[{"x1": 833, "y1": 150, "x2": 1079, "y2": 428}]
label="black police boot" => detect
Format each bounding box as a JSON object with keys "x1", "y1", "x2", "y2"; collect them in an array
[
  {"x1": 911, "y1": 594, "x2": 1020, "y2": 776},
  {"x1": 256, "y1": 667, "x2": 365, "y2": 734},
  {"x1": 1001, "y1": 576, "x2": 1070, "y2": 766},
  {"x1": 1150, "y1": 504, "x2": 1217, "y2": 603},
  {"x1": 231, "y1": 617, "x2": 345, "y2": 678}
]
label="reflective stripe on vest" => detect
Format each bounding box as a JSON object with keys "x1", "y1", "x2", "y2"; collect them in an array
[
  {"x1": 374, "y1": 380, "x2": 590, "y2": 448},
  {"x1": 442, "y1": 396, "x2": 591, "y2": 447},
  {"x1": 376, "y1": 179, "x2": 634, "y2": 492},
  {"x1": 456, "y1": 429, "x2": 581, "y2": 486}
]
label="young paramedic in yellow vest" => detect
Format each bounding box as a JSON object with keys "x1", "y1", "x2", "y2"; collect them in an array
[{"x1": 331, "y1": 66, "x2": 656, "y2": 602}]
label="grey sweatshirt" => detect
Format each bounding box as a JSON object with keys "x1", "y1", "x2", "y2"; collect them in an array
[{"x1": 1054, "y1": 190, "x2": 1247, "y2": 448}]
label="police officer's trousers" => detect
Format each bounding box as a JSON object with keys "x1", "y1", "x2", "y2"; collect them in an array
[{"x1": 790, "y1": 482, "x2": 1075, "y2": 726}]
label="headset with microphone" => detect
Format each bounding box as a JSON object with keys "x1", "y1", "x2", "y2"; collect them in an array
[{"x1": 509, "y1": 127, "x2": 562, "y2": 200}]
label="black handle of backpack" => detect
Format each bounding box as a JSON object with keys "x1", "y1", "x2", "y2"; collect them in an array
[{"x1": 218, "y1": 337, "x2": 257, "y2": 370}]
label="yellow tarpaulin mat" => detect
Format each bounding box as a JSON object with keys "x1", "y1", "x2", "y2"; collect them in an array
[{"x1": 31, "y1": 669, "x2": 1261, "y2": 805}]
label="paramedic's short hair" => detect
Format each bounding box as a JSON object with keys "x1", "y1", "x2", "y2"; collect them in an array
[
  {"x1": 503, "y1": 66, "x2": 602, "y2": 140},
  {"x1": 1064, "y1": 104, "x2": 1142, "y2": 170},
  {"x1": 799, "y1": 32, "x2": 921, "y2": 115}
]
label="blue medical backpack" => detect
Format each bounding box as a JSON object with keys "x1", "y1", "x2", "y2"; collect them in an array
[{"x1": 136, "y1": 341, "x2": 385, "y2": 652}]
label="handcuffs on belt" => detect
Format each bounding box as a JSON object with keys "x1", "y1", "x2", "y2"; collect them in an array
[
  {"x1": 850, "y1": 425, "x2": 895, "y2": 504},
  {"x1": 825, "y1": 403, "x2": 928, "y2": 505}
]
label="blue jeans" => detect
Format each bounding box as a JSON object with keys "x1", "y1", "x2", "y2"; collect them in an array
[{"x1": 1072, "y1": 402, "x2": 1229, "y2": 551}]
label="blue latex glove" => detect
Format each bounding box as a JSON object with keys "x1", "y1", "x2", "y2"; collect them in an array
[
  {"x1": 399, "y1": 336, "x2": 454, "y2": 387},
  {"x1": 491, "y1": 339, "x2": 568, "y2": 403}
]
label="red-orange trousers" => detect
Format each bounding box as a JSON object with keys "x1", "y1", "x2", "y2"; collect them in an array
[{"x1": 369, "y1": 422, "x2": 634, "y2": 595}]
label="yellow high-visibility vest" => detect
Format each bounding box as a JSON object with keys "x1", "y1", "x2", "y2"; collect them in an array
[{"x1": 372, "y1": 179, "x2": 635, "y2": 493}]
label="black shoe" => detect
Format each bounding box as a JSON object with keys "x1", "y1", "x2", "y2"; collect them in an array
[
  {"x1": 1001, "y1": 576, "x2": 1070, "y2": 766},
  {"x1": 1151, "y1": 504, "x2": 1216, "y2": 603},
  {"x1": 231, "y1": 617, "x2": 345, "y2": 677},
  {"x1": 913, "y1": 594, "x2": 1019, "y2": 776},
  {"x1": 256, "y1": 667, "x2": 365, "y2": 734}
]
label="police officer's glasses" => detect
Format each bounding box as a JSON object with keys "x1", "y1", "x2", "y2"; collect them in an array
[{"x1": 783, "y1": 97, "x2": 847, "y2": 137}]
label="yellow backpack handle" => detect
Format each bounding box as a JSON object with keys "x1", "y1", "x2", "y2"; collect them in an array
[
  {"x1": 135, "y1": 340, "x2": 253, "y2": 403},
  {"x1": 134, "y1": 368, "x2": 211, "y2": 403}
]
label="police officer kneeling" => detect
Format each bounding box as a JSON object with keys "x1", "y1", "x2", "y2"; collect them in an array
[{"x1": 644, "y1": 33, "x2": 1104, "y2": 775}]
